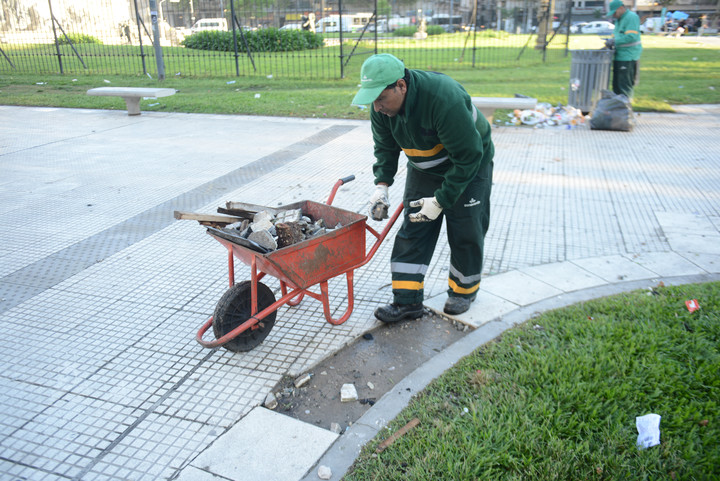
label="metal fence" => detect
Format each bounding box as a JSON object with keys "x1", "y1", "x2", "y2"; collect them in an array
[{"x1": 0, "y1": 0, "x2": 571, "y2": 79}]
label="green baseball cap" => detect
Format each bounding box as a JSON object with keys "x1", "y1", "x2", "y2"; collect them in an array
[
  {"x1": 351, "y1": 54, "x2": 405, "y2": 105},
  {"x1": 606, "y1": 0, "x2": 623, "y2": 17}
]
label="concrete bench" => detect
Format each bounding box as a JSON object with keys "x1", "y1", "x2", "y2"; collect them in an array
[
  {"x1": 472, "y1": 96, "x2": 537, "y2": 122},
  {"x1": 87, "y1": 87, "x2": 177, "y2": 116}
]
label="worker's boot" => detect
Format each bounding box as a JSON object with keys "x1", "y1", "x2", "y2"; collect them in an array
[
  {"x1": 374, "y1": 303, "x2": 424, "y2": 324},
  {"x1": 443, "y1": 296, "x2": 475, "y2": 315}
]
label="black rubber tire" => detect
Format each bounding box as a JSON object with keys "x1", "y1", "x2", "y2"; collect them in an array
[{"x1": 212, "y1": 281, "x2": 277, "y2": 352}]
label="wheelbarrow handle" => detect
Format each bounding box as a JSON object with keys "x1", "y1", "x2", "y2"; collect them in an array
[{"x1": 326, "y1": 174, "x2": 355, "y2": 205}]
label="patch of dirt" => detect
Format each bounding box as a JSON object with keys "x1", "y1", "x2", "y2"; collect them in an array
[{"x1": 269, "y1": 309, "x2": 468, "y2": 432}]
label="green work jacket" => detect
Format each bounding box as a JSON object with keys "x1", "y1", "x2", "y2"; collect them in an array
[
  {"x1": 613, "y1": 9, "x2": 642, "y2": 61},
  {"x1": 370, "y1": 69, "x2": 494, "y2": 209}
]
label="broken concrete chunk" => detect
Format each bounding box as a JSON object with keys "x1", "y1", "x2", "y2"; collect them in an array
[
  {"x1": 253, "y1": 210, "x2": 275, "y2": 224},
  {"x1": 251, "y1": 211, "x2": 275, "y2": 231},
  {"x1": 317, "y1": 465, "x2": 332, "y2": 480},
  {"x1": 226, "y1": 219, "x2": 248, "y2": 230},
  {"x1": 294, "y1": 373, "x2": 312, "y2": 388},
  {"x1": 310, "y1": 227, "x2": 327, "y2": 238},
  {"x1": 341, "y1": 383, "x2": 358, "y2": 402},
  {"x1": 248, "y1": 230, "x2": 277, "y2": 251},
  {"x1": 264, "y1": 392, "x2": 278, "y2": 410},
  {"x1": 330, "y1": 422, "x2": 342, "y2": 434},
  {"x1": 276, "y1": 222, "x2": 304, "y2": 248},
  {"x1": 275, "y1": 208, "x2": 302, "y2": 224}
]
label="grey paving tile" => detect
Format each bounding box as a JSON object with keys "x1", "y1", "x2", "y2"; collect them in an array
[
  {"x1": 520, "y1": 261, "x2": 606, "y2": 292},
  {"x1": 185, "y1": 407, "x2": 337, "y2": 481},
  {"x1": 571, "y1": 255, "x2": 657, "y2": 282},
  {"x1": 628, "y1": 252, "x2": 708, "y2": 277},
  {"x1": 478, "y1": 270, "x2": 563, "y2": 306}
]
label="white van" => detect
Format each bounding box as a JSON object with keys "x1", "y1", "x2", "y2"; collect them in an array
[{"x1": 191, "y1": 18, "x2": 228, "y2": 34}]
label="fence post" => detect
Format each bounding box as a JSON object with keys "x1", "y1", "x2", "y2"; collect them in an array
[
  {"x1": 339, "y1": 0, "x2": 345, "y2": 78},
  {"x1": 47, "y1": 0, "x2": 63, "y2": 74},
  {"x1": 133, "y1": 0, "x2": 148, "y2": 76},
  {"x1": 149, "y1": 0, "x2": 166, "y2": 80}
]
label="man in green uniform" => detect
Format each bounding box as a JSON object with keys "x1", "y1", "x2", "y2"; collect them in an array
[
  {"x1": 352, "y1": 54, "x2": 494, "y2": 323},
  {"x1": 607, "y1": 0, "x2": 642, "y2": 99}
]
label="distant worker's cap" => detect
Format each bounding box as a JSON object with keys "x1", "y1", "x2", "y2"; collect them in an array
[
  {"x1": 351, "y1": 54, "x2": 405, "y2": 105},
  {"x1": 606, "y1": 0, "x2": 624, "y2": 17}
]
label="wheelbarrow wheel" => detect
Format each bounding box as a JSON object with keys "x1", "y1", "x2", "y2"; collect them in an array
[{"x1": 213, "y1": 281, "x2": 277, "y2": 352}]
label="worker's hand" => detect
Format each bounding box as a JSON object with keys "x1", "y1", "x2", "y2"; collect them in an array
[
  {"x1": 408, "y1": 196, "x2": 442, "y2": 222},
  {"x1": 369, "y1": 184, "x2": 390, "y2": 221},
  {"x1": 604, "y1": 37, "x2": 615, "y2": 49}
]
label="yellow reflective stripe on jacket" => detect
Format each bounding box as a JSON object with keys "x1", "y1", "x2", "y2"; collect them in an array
[
  {"x1": 448, "y1": 279, "x2": 480, "y2": 295},
  {"x1": 402, "y1": 143, "x2": 444, "y2": 157},
  {"x1": 392, "y1": 280, "x2": 424, "y2": 290},
  {"x1": 625, "y1": 30, "x2": 639, "y2": 34}
]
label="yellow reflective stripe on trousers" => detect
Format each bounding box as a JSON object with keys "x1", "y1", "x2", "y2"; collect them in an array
[
  {"x1": 392, "y1": 280, "x2": 424, "y2": 290},
  {"x1": 448, "y1": 279, "x2": 480, "y2": 295}
]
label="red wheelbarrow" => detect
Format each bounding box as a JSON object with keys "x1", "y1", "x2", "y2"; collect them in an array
[{"x1": 196, "y1": 176, "x2": 403, "y2": 352}]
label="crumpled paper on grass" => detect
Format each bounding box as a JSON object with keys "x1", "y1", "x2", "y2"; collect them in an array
[{"x1": 636, "y1": 413, "x2": 661, "y2": 449}]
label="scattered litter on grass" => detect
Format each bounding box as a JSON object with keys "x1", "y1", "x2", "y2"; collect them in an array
[
  {"x1": 146, "y1": 73, "x2": 152, "y2": 79},
  {"x1": 685, "y1": 299, "x2": 700, "y2": 312},
  {"x1": 710, "y1": 86, "x2": 716, "y2": 90},
  {"x1": 636, "y1": 413, "x2": 661, "y2": 449},
  {"x1": 227, "y1": 80, "x2": 236, "y2": 84},
  {"x1": 500, "y1": 102, "x2": 586, "y2": 129},
  {"x1": 267, "y1": 74, "x2": 273, "y2": 79},
  {"x1": 147, "y1": 103, "x2": 160, "y2": 107},
  {"x1": 103, "y1": 79, "x2": 111, "y2": 83},
  {"x1": 376, "y1": 418, "x2": 420, "y2": 453},
  {"x1": 254, "y1": 93, "x2": 261, "y2": 98},
  {"x1": 72, "y1": 79, "x2": 77, "y2": 82}
]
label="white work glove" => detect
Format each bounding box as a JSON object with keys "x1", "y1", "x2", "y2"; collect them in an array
[
  {"x1": 369, "y1": 184, "x2": 390, "y2": 221},
  {"x1": 408, "y1": 196, "x2": 442, "y2": 222}
]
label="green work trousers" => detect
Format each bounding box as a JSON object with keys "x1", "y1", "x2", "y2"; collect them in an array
[
  {"x1": 612, "y1": 60, "x2": 638, "y2": 99},
  {"x1": 391, "y1": 160, "x2": 493, "y2": 305}
]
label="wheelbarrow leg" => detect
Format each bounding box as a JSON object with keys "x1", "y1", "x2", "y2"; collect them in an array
[
  {"x1": 319, "y1": 270, "x2": 355, "y2": 325},
  {"x1": 281, "y1": 281, "x2": 305, "y2": 306}
]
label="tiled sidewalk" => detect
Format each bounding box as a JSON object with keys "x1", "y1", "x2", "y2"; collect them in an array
[{"x1": 1, "y1": 105, "x2": 719, "y2": 481}]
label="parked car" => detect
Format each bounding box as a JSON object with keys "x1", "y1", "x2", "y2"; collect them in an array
[
  {"x1": 570, "y1": 21, "x2": 588, "y2": 33},
  {"x1": 190, "y1": 18, "x2": 228, "y2": 34},
  {"x1": 580, "y1": 21, "x2": 615, "y2": 35},
  {"x1": 279, "y1": 23, "x2": 302, "y2": 30}
]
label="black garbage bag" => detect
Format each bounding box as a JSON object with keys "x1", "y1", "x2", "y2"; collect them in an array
[{"x1": 590, "y1": 90, "x2": 635, "y2": 131}]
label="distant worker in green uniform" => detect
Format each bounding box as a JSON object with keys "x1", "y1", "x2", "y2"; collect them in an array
[
  {"x1": 351, "y1": 54, "x2": 494, "y2": 323},
  {"x1": 607, "y1": 0, "x2": 642, "y2": 99}
]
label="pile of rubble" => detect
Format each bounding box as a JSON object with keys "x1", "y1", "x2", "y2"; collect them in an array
[
  {"x1": 221, "y1": 208, "x2": 342, "y2": 253},
  {"x1": 501, "y1": 102, "x2": 586, "y2": 129},
  {"x1": 174, "y1": 202, "x2": 342, "y2": 254}
]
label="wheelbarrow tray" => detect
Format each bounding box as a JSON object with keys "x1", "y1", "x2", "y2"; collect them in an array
[{"x1": 207, "y1": 200, "x2": 367, "y2": 289}]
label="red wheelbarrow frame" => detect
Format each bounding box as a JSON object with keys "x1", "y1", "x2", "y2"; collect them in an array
[{"x1": 196, "y1": 176, "x2": 403, "y2": 348}]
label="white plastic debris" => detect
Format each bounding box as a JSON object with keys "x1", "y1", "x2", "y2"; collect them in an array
[
  {"x1": 226, "y1": 80, "x2": 236, "y2": 84},
  {"x1": 254, "y1": 93, "x2": 261, "y2": 98},
  {"x1": 636, "y1": 413, "x2": 661, "y2": 449}
]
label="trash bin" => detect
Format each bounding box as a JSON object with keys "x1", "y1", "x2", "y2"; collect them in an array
[{"x1": 568, "y1": 49, "x2": 614, "y2": 114}]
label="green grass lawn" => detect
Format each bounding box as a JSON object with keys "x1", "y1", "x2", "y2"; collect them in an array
[
  {"x1": 346, "y1": 282, "x2": 720, "y2": 481},
  {"x1": 1, "y1": 35, "x2": 718, "y2": 118}
]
